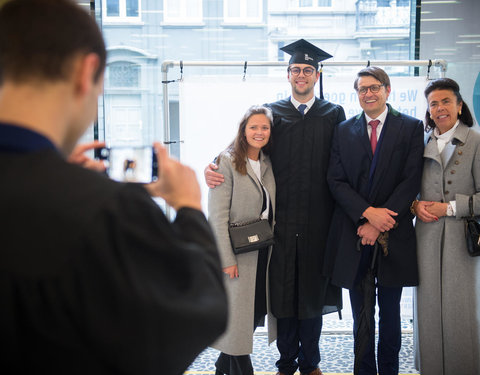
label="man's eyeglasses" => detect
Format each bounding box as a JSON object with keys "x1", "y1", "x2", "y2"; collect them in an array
[
  {"x1": 357, "y1": 84, "x2": 384, "y2": 95},
  {"x1": 288, "y1": 67, "x2": 316, "y2": 76}
]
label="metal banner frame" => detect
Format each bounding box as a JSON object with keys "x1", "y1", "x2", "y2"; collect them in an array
[{"x1": 161, "y1": 59, "x2": 447, "y2": 146}]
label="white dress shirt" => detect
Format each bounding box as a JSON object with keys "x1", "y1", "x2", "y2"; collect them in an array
[
  {"x1": 291, "y1": 96, "x2": 315, "y2": 115},
  {"x1": 365, "y1": 106, "x2": 389, "y2": 141}
]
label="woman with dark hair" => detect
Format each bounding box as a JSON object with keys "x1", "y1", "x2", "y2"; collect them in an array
[
  {"x1": 413, "y1": 78, "x2": 480, "y2": 374},
  {"x1": 208, "y1": 105, "x2": 276, "y2": 375}
]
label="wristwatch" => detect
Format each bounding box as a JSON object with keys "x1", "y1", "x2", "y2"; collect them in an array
[{"x1": 446, "y1": 202, "x2": 454, "y2": 217}]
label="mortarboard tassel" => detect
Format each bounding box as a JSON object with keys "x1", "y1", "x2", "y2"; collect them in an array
[{"x1": 319, "y1": 63, "x2": 324, "y2": 100}]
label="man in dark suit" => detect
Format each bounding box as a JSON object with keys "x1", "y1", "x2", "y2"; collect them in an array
[
  {"x1": 324, "y1": 67, "x2": 424, "y2": 375},
  {"x1": 0, "y1": 1, "x2": 226, "y2": 374}
]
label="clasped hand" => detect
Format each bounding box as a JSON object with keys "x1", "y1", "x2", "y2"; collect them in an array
[
  {"x1": 357, "y1": 222, "x2": 381, "y2": 246},
  {"x1": 362, "y1": 206, "x2": 398, "y2": 232},
  {"x1": 414, "y1": 201, "x2": 447, "y2": 223},
  {"x1": 357, "y1": 206, "x2": 397, "y2": 245}
]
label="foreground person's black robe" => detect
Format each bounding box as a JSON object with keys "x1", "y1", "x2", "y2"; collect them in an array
[
  {"x1": 0, "y1": 147, "x2": 227, "y2": 375},
  {"x1": 266, "y1": 97, "x2": 345, "y2": 319}
]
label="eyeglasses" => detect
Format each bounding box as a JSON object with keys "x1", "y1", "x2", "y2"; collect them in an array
[
  {"x1": 357, "y1": 84, "x2": 384, "y2": 95},
  {"x1": 288, "y1": 67, "x2": 316, "y2": 76}
]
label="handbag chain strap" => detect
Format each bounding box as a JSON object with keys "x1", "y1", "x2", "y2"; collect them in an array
[{"x1": 229, "y1": 218, "x2": 263, "y2": 228}]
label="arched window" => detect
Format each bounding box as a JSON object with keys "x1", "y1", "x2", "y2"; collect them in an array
[{"x1": 107, "y1": 61, "x2": 140, "y2": 88}]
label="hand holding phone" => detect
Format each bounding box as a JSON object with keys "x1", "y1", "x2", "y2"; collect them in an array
[
  {"x1": 145, "y1": 142, "x2": 202, "y2": 211},
  {"x1": 68, "y1": 141, "x2": 106, "y2": 171}
]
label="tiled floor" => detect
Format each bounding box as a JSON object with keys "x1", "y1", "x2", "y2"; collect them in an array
[{"x1": 186, "y1": 318, "x2": 418, "y2": 375}]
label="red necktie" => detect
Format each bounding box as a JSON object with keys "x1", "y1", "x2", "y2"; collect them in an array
[{"x1": 369, "y1": 120, "x2": 380, "y2": 154}]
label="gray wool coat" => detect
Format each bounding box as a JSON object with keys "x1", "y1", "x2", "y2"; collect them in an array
[
  {"x1": 208, "y1": 151, "x2": 277, "y2": 356},
  {"x1": 414, "y1": 122, "x2": 480, "y2": 375}
]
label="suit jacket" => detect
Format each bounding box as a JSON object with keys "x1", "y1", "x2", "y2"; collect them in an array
[
  {"x1": 0, "y1": 147, "x2": 227, "y2": 375},
  {"x1": 324, "y1": 104, "x2": 424, "y2": 289}
]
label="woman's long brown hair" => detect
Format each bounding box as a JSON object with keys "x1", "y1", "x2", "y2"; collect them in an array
[{"x1": 217, "y1": 105, "x2": 273, "y2": 175}]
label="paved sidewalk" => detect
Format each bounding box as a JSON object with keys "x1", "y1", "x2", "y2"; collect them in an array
[{"x1": 186, "y1": 318, "x2": 418, "y2": 375}]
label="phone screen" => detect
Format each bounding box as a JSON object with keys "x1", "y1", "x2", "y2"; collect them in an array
[{"x1": 99, "y1": 146, "x2": 158, "y2": 183}]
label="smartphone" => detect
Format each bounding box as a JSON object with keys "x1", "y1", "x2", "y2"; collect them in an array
[{"x1": 98, "y1": 146, "x2": 158, "y2": 183}]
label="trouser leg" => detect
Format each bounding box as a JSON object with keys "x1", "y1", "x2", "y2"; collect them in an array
[
  {"x1": 297, "y1": 315, "x2": 322, "y2": 374},
  {"x1": 276, "y1": 317, "x2": 300, "y2": 375},
  {"x1": 350, "y1": 244, "x2": 377, "y2": 375},
  {"x1": 377, "y1": 285, "x2": 402, "y2": 375}
]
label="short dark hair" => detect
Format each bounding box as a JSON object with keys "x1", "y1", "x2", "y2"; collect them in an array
[
  {"x1": 354, "y1": 66, "x2": 391, "y2": 91},
  {"x1": 0, "y1": 0, "x2": 106, "y2": 85},
  {"x1": 424, "y1": 77, "x2": 474, "y2": 131}
]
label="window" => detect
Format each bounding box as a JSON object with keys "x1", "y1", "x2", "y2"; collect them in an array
[
  {"x1": 107, "y1": 62, "x2": 140, "y2": 88},
  {"x1": 299, "y1": 0, "x2": 332, "y2": 7},
  {"x1": 103, "y1": 0, "x2": 140, "y2": 22},
  {"x1": 224, "y1": 0, "x2": 262, "y2": 23},
  {"x1": 163, "y1": 0, "x2": 203, "y2": 24},
  {"x1": 104, "y1": 61, "x2": 143, "y2": 146},
  {"x1": 377, "y1": 0, "x2": 390, "y2": 7}
]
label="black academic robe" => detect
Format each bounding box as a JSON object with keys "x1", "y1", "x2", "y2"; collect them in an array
[
  {"x1": 266, "y1": 97, "x2": 346, "y2": 320},
  {"x1": 0, "y1": 149, "x2": 227, "y2": 375}
]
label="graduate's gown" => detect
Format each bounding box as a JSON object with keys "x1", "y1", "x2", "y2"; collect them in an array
[{"x1": 266, "y1": 97, "x2": 345, "y2": 319}]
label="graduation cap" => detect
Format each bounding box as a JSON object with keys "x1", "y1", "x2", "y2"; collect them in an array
[
  {"x1": 280, "y1": 39, "x2": 332, "y2": 68},
  {"x1": 280, "y1": 39, "x2": 332, "y2": 99}
]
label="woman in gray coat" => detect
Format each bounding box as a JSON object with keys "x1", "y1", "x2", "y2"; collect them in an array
[
  {"x1": 208, "y1": 105, "x2": 276, "y2": 375},
  {"x1": 413, "y1": 78, "x2": 480, "y2": 375}
]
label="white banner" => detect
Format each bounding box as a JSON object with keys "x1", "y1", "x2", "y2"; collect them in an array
[{"x1": 179, "y1": 75, "x2": 428, "y2": 216}]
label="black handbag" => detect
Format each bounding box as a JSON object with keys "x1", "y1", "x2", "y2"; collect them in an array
[
  {"x1": 228, "y1": 219, "x2": 274, "y2": 255},
  {"x1": 465, "y1": 196, "x2": 480, "y2": 257}
]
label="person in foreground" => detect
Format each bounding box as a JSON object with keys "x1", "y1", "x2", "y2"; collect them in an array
[
  {"x1": 325, "y1": 66, "x2": 424, "y2": 375},
  {"x1": 206, "y1": 39, "x2": 345, "y2": 375},
  {"x1": 208, "y1": 105, "x2": 276, "y2": 375},
  {"x1": 413, "y1": 77, "x2": 480, "y2": 375},
  {"x1": 0, "y1": 1, "x2": 227, "y2": 374}
]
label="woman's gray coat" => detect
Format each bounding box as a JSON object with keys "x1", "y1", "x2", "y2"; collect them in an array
[
  {"x1": 414, "y1": 122, "x2": 480, "y2": 375},
  {"x1": 208, "y1": 151, "x2": 276, "y2": 356}
]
